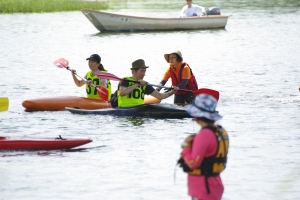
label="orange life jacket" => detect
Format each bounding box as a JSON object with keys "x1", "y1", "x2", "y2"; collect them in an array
[{"x1": 169, "y1": 62, "x2": 198, "y2": 95}]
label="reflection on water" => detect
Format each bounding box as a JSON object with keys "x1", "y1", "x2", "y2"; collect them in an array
[
  {"x1": 124, "y1": 117, "x2": 146, "y2": 126},
  {"x1": 94, "y1": 27, "x2": 228, "y2": 35},
  {"x1": 276, "y1": 160, "x2": 300, "y2": 198},
  {"x1": 0, "y1": 145, "x2": 107, "y2": 157},
  {"x1": 0, "y1": 150, "x2": 62, "y2": 157}
]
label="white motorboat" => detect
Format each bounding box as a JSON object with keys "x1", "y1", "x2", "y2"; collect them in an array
[{"x1": 81, "y1": 9, "x2": 230, "y2": 32}]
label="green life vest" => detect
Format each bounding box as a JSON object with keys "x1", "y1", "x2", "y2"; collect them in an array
[
  {"x1": 107, "y1": 79, "x2": 112, "y2": 101},
  {"x1": 118, "y1": 77, "x2": 146, "y2": 107},
  {"x1": 86, "y1": 70, "x2": 112, "y2": 100}
]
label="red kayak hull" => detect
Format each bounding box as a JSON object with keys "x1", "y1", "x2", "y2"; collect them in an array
[
  {"x1": 0, "y1": 136, "x2": 92, "y2": 151},
  {"x1": 22, "y1": 96, "x2": 161, "y2": 111}
]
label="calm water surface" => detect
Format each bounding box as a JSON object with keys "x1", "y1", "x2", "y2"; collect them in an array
[{"x1": 0, "y1": 0, "x2": 299, "y2": 199}]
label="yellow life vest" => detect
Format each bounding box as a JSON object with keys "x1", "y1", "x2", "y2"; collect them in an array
[
  {"x1": 118, "y1": 77, "x2": 146, "y2": 107},
  {"x1": 106, "y1": 80, "x2": 112, "y2": 101},
  {"x1": 85, "y1": 70, "x2": 112, "y2": 100}
]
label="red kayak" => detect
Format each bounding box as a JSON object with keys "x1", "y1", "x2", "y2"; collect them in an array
[{"x1": 0, "y1": 135, "x2": 92, "y2": 151}]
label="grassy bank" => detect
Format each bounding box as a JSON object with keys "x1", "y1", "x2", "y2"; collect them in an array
[{"x1": 0, "y1": 0, "x2": 108, "y2": 13}]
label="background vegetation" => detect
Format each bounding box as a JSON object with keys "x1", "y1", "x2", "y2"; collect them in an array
[{"x1": 0, "y1": 0, "x2": 108, "y2": 13}]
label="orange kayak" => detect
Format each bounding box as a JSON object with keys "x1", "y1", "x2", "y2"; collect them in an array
[
  {"x1": 22, "y1": 96, "x2": 161, "y2": 111},
  {"x1": 0, "y1": 136, "x2": 92, "y2": 151}
]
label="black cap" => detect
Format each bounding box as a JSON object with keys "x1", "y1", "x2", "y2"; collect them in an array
[{"x1": 86, "y1": 54, "x2": 101, "y2": 63}]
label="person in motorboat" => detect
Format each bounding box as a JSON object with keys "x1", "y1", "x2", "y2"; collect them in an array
[
  {"x1": 116, "y1": 59, "x2": 179, "y2": 107},
  {"x1": 180, "y1": 0, "x2": 206, "y2": 17},
  {"x1": 156, "y1": 50, "x2": 198, "y2": 105},
  {"x1": 71, "y1": 54, "x2": 112, "y2": 100},
  {"x1": 178, "y1": 93, "x2": 229, "y2": 200}
]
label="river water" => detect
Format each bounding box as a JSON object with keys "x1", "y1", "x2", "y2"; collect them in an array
[{"x1": 0, "y1": 0, "x2": 300, "y2": 199}]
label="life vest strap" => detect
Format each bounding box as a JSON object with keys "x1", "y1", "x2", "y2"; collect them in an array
[{"x1": 205, "y1": 176, "x2": 210, "y2": 194}]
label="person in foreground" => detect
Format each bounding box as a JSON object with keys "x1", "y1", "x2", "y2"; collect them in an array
[
  {"x1": 178, "y1": 93, "x2": 229, "y2": 200},
  {"x1": 118, "y1": 59, "x2": 179, "y2": 107},
  {"x1": 71, "y1": 54, "x2": 112, "y2": 100},
  {"x1": 180, "y1": 0, "x2": 206, "y2": 17},
  {"x1": 156, "y1": 50, "x2": 198, "y2": 105}
]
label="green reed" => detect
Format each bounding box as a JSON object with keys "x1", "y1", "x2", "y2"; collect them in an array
[{"x1": 0, "y1": 0, "x2": 108, "y2": 13}]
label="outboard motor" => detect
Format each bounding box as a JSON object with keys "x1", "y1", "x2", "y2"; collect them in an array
[{"x1": 206, "y1": 7, "x2": 221, "y2": 15}]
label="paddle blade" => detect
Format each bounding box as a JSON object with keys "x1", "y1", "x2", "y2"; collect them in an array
[
  {"x1": 96, "y1": 72, "x2": 123, "y2": 81},
  {"x1": 193, "y1": 88, "x2": 220, "y2": 101},
  {"x1": 0, "y1": 97, "x2": 9, "y2": 112},
  {"x1": 96, "y1": 86, "x2": 109, "y2": 101},
  {"x1": 53, "y1": 58, "x2": 69, "y2": 68}
]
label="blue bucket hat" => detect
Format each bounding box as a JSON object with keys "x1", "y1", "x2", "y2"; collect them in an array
[{"x1": 185, "y1": 94, "x2": 222, "y2": 121}]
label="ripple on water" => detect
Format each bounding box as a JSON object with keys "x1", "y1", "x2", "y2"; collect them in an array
[{"x1": 1, "y1": 4, "x2": 300, "y2": 199}]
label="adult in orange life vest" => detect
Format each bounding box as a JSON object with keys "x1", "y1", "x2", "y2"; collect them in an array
[
  {"x1": 71, "y1": 54, "x2": 112, "y2": 100},
  {"x1": 179, "y1": 93, "x2": 229, "y2": 200},
  {"x1": 156, "y1": 50, "x2": 198, "y2": 104}
]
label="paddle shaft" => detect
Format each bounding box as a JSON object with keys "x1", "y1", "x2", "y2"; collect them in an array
[
  {"x1": 66, "y1": 67, "x2": 99, "y2": 88},
  {"x1": 95, "y1": 72, "x2": 220, "y2": 99},
  {"x1": 117, "y1": 79, "x2": 193, "y2": 93},
  {"x1": 96, "y1": 72, "x2": 193, "y2": 93}
]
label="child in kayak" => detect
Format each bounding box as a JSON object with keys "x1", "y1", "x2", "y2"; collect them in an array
[{"x1": 71, "y1": 54, "x2": 112, "y2": 100}]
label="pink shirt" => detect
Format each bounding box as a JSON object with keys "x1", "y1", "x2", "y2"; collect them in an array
[{"x1": 182, "y1": 128, "x2": 224, "y2": 200}]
